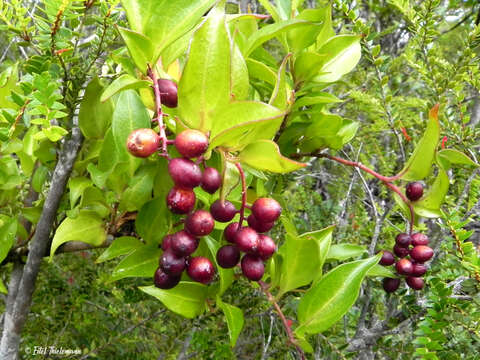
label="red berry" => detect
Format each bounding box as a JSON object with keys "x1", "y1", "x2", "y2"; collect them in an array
[
  {"x1": 159, "y1": 249, "x2": 186, "y2": 276},
  {"x1": 171, "y1": 230, "x2": 198, "y2": 257},
  {"x1": 379, "y1": 250, "x2": 395, "y2": 266},
  {"x1": 161, "y1": 234, "x2": 174, "y2": 251},
  {"x1": 168, "y1": 158, "x2": 202, "y2": 189},
  {"x1": 382, "y1": 278, "x2": 401, "y2": 293},
  {"x1": 241, "y1": 254, "x2": 264, "y2": 281},
  {"x1": 411, "y1": 233, "x2": 429, "y2": 246},
  {"x1": 126, "y1": 128, "x2": 159, "y2": 158},
  {"x1": 396, "y1": 258, "x2": 413, "y2": 275},
  {"x1": 158, "y1": 79, "x2": 178, "y2": 108},
  {"x1": 166, "y1": 186, "x2": 196, "y2": 214},
  {"x1": 252, "y1": 198, "x2": 282, "y2": 223},
  {"x1": 174, "y1": 129, "x2": 209, "y2": 158},
  {"x1": 201, "y1": 167, "x2": 221, "y2": 194},
  {"x1": 216, "y1": 245, "x2": 240, "y2": 268},
  {"x1": 410, "y1": 245, "x2": 434, "y2": 263},
  {"x1": 406, "y1": 182, "x2": 424, "y2": 201},
  {"x1": 257, "y1": 234, "x2": 276, "y2": 260},
  {"x1": 154, "y1": 267, "x2": 180, "y2": 289},
  {"x1": 234, "y1": 227, "x2": 259, "y2": 253},
  {"x1": 224, "y1": 222, "x2": 240, "y2": 243},
  {"x1": 185, "y1": 210, "x2": 215, "y2": 237},
  {"x1": 247, "y1": 214, "x2": 274, "y2": 233},
  {"x1": 395, "y1": 233, "x2": 411, "y2": 247},
  {"x1": 393, "y1": 244, "x2": 410, "y2": 258},
  {"x1": 210, "y1": 200, "x2": 237, "y2": 223},
  {"x1": 406, "y1": 276, "x2": 424, "y2": 290},
  {"x1": 412, "y1": 263, "x2": 427, "y2": 277},
  {"x1": 187, "y1": 256, "x2": 215, "y2": 284}
]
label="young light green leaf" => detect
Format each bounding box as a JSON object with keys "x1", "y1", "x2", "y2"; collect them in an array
[
  {"x1": 326, "y1": 244, "x2": 367, "y2": 262},
  {"x1": 100, "y1": 75, "x2": 151, "y2": 103},
  {"x1": 32, "y1": 165, "x2": 48, "y2": 193},
  {"x1": 294, "y1": 51, "x2": 327, "y2": 83},
  {"x1": 246, "y1": 58, "x2": 277, "y2": 86},
  {"x1": 413, "y1": 166, "x2": 449, "y2": 217},
  {"x1": 50, "y1": 211, "x2": 107, "y2": 260},
  {"x1": 217, "y1": 298, "x2": 244, "y2": 347},
  {"x1": 0, "y1": 217, "x2": 17, "y2": 263},
  {"x1": 140, "y1": 282, "x2": 208, "y2": 318},
  {"x1": 239, "y1": 140, "x2": 306, "y2": 173},
  {"x1": 399, "y1": 104, "x2": 440, "y2": 181},
  {"x1": 117, "y1": 27, "x2": 154, "y2": 73},
  {"x1": 367, "y1": 264, "x2": 397, "y2": 278},
  {"x1": 68, "y1": 177, "x2": 92, "y2": 208},
  {"x1": 437, "y1": 149, "x2": 478, "y2": 168},
  {"x1": 295, "y1": 254, "x2": 381, "y2": 336},
  {"x1": 287, "y1": 7, "x2": 331, "y2": 54},
  {"x1": 96, "y1": 236, "x2": 142, "y2": 263},
  {"x1": 269, "y1": 54, "x2": 291, "y2": 110},
  {"x1": 110, "y1": 244, "x2": 161, "y2": 281}
]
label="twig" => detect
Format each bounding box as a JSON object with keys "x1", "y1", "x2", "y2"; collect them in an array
[{"x1": 147, "y1": 66, "x2": 169, "y2": 157}]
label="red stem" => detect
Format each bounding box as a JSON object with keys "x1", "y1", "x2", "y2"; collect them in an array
[
  {"x1": 147, "y1": 65, "x2": 169, "y2": 157},
  {"x1": 235, "y1": 162, "x2": 247, "y2": 229}
]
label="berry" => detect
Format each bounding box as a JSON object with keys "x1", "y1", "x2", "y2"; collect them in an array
[
  {"x1": 158, "y1": 79, "x2": 178, "y2": 108},
  {"x1": 168, "y1": 158, "x2": 202, "y2": 189},
  {"x1": 406, "y1": 276, "x2": 425, "y2": 290},
  {"x1": 411, "y1": 233, "x2": 429, "y2": 246},
  {"x1": 241, "y1": 254, "x2": 264, "y2": 281},
  {"x1": 174, "y1": 129, "x2": 209, "y2": 158},
  {"x1": 379, "y1": 250, "x2": 395, "y2": 266},
  {"x1": 187, "y1": 256, "x2": 215, "y2": 284},
  {"x1": 126, "y1": 128, "x2": 159, "y2": 158},
  {"x1": 252, "y1": 198, "x2": 282, "y2": 223},
  {"x1": 393, "y1": 244, "x2": 410, "y2": 258},
  {"x1": 395, "y1": 233, "x2": 411, "y2": 247},
  {"x1": 257, "y1": 234, "x2": 276, "y2": 260},
  {"x1": 224, "y1": 222, "x2": 240, "y2": 243},
  {"x1": 185, "y1": 210, "x2": 215, "y2": 237},
  {"x1": 166, "y1": 186, "x2": 196, "y2": 214},
  {"x1": 210, "y1": 200, "x2": 237, "y2": 223},
  {"x1": 171, "y1": 230, "x2": 198, "y2": 257},
  {"x1": 410, "y1": 245, "x2": 434, "y2": 263},
  {"x1": 396, "y1": 258, "x2": 413, "y2": 275},
  {"x1": 201, "y1": 167, "x2": 221, "y2": 194},
  {"x1": 234, "y1": 227, "x2": 259, "y2": 253},
  {"x1": 382, "y1": 278, "x2": 401, "y2": 293},
  {"x1": 406, "y1": 182, "x2": 424, "y2": 201},
  {"x1": 412, "y1": 263, "x2": 427, "y2": 277},
  {"x1": 216, "y1": 245, "x2": 240, "y2": 268},
  {"x1": 247, "y1": 214, "x2": 274, "y2": 233},
  {"x1": 161, "y1": 234, "x2": 174, "y2": 250},
  {"x1": 154, "y1": 267, "x2": 181, "y2": 289},
  {"x1": 159, "y1": 249, "x2": 186, "y2": 276}
]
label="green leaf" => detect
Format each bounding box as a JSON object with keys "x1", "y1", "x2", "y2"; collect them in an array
[
  {"x1": 258, "y1": 0, "x2": 281, "y2": 22},
  {"x1": 367, "y1": 264, "x2": 397, "y2": 278},
  {"x1": 399, "y1": 105, "x2": 440, "y2": 181},
  {"x1": 437, "y1": 149, "x2": 478, "y2": 168},
  {"x1": 0, "y1": 217, "x2": 17, "y2": 263},
  {"x1": 231, "y1": 44, "x2": 249, "y2": 102},
  {"x1": 178, "y1": 4, "x2": 231, "y2": 131},
  {"x1": 412, "y1": 165, "x2": 449, "y2": 218},
  {"x1": 287, "y1": 7, "x2": 331, "y2": 54},
  {"x1": 326, "y1": 244, "x2": 367, "y2": 261},
  {"x1": 110, "y1": 244, "x2": 161, "y2": 281},
  {"x1": 217, "y1": 298, "x2": 244, "y2": 347},
  {"x1": 100, "y1": 75, "x2": 151, "y2": 103},
  {"x1": 0, "y1": 278, "x2": 7, "y2": 294},
  {"x1": 68, "y1": 177, "x2": 92, "y2": 208},
  {"x1": 269, "y1": 54, "x2": 290, "y2": 110},
  {"x1": 79, "y1": 77, "x2": 114, "y2": 139},
  {"x1": 140, "y1": 282, "x2": 208, "y2": 318},
  {"x1": 135, "y1": 197, "x2": 171, "y2": 245},
  {"x1": 96, "y1": 236, "x2": 142, "y2": 263},
  {"x1": 293, "y1": 92, "x2": 341, "y2": 110},
  {"x1": 314, "y1": 35, "x2": 362, "y2": 83},
  {"x1": 117, "y1": 26, "x2": 154, "y2": 73},
  {"x1": 32, "y1": 165, "x2": 48, "y2": 193},
  {"x1": 294, "y1": 51, "x2": 327, "y2": 83},
  {"x1": 50, "y1": 211, "x2": 106, "y2": 260},
  {"x1": 119, "y1": 164, "x2": 156, "y2": 212},
  {"x1": 295, "y1": 254, "x2": 381, "y2": 336},
  {"x1": 277, "y1": 225, "x2": 334, "y2": 297},
  {"x1": 246, "y1": 59, "x2": 277, "y2": 86},
  {"x1": 239, "y1": 140, "x2": 306, "y2": 173}
]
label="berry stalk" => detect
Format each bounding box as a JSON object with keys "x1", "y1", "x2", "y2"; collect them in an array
[
  {"x1": 235, "y1": 162, "x2": 247, "y2": 229},
  {"x1": 147, "y1": 65, "x2": 169, "y2": 157}
]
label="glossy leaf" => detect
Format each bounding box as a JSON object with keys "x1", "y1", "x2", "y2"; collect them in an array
[
  {"x1": 239, "y1": 140, "x2": 306, "y2": 173},
  {"x1": 294, "y1": 51, "x2": 327, "y2": 83},
  {"x1": 117, "y1": 27, "x2": 154, "y2": 73},
  {"x1": 140, "y1": 282, "x2": 208, "y2": 318},
  {"x1": 50, "y1": 211, "x2": 106, "y2": 260},
  {"x1": 367, "y1": 264, "x2": 397, "y2": 278},
  {"x1": 287, "y1": 8, "x2": 330, "y2": 54},
  {"x1": 412, "y1": 166, "x2": 449, "y2": 218},
  {"x1": 110, "y1": 244, "x2": 161, "y2": 281},
  {"x1": 96, "y1": 236, "x2": 142, "y2": 263},
  {"x1": 100, "y1": 74, "x2": 151, "y2": 103},
  {"x1": 68, "y1": 177, "x2": 92, "y2": 208},
  {"x1": 119, "y1": 164, "x2": 157, "y2": 212},
  {"x1": 32, "y1": 165, "x2": 48, "y2": 193},
  {"x1": 295, "y1": 254, "x2": 381, "y2": 336},
  {"x1": 437, "y1": 149, "x2": 478, "y2": 168},
  {"x1": 218, "y1": 298, "x2": 244, "y2": 347},
  {"x1": 136, "y1": 196, "x2": 171, "y2": 245},
  {"x1": 326, "y1": 244, "x2": 367, "y2": 262},
  {"x1": 399, "y1": 105, "x2": 440, "y2": 181},
  {"x1": 293, "y1": 92, "x2": 341, "y2": 110},
  {"x1": 0, "y1": 217, "x2": 17, "y2": 263},
  {"x1": 269, "y1": 54, "x2": 291, "y2": 110},
  {"x1": 246, "y1": 58, "x2": 277, "y2": 86}
]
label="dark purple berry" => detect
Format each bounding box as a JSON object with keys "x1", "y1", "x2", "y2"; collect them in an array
[
  {"x1": 393, "y1": 244, "x2": 410, "y2": 258},
  {"x1": 412, "y1": 263, "x2": 427, "y2": 277},
  {"x1": 406, "y1": 182, "x2": 424, "y2": 201},
  {"x1": 161, "y1": 234, "x2": 174, "y2": 250},
  {"x1": 395, "y1": 233, "x2": 411, "y2": 247},
  {"x1": 216, "y1": 245, "x2": 240, "y2": 268},
  {"x1": 210, "y1": 200, "x2": 237, "y2": 223},
  {"x1": 166, "y1": 186, "x2": 196, "y2": 214},
  {"x1": 174, "y1": 129, "x2": 208, "y2": 158},
  {"x1": 187, "y1": 256, "x2": 215, "y2": 284},
  {"x1": 154, "y1": 267, "x2": 180, "y2": 289},
  {"x1": 410, "y1": 245, "x2": 434, "y2": 263},
  {"x1": 406, "y1": 276, "x2": 424, "y2": 290},
  {"x1": 224, "y1": 222, "x2": 240, "y2": 243},
  {"x1": 201, "y1": 167, "x2": 221, "y2": 194},
  {"x1": 247, "y1": 214, "x2": 274, "y2": 233},
  {"x1": 234, "y1": 227, "x2": 259, "y2": 253},
  {"x1": 185, "y1": 210, "x2": 215, "y2": 237},
  {"x1": 158, "y1": 79, "x2": 178, "y2": 108},
  {"x1": 171, "y1": 230, "x2": 198, "y2": 257},
  {"x1": 241, "y1": 254, "x2": 264, "y2": 281},
  {"x1": 257, "y1": 234, "x2": 276, "y2": 260},
  {"x1": 411, "y1": 233, "x2": 429, "y2": 246},
  {"x1": 126, "y1": 128, "x2": 159, "y2": 158},
  {"x1": 396, "y1": 258, "x2": 413, "y2": 275},
  {"x1": 168, "y1": 158, "x2": 202, "y2": 189},
  {"x1": 379, "y1": 250, "x2": 395, "y2": 266},
  {"x1": 159, "y1": 249, "x2": 186, "y2": 276},
  {"x1": 252, "y1": 198, "x2": 282, "y2": 223},
  {"x1": 382, "y1": 278, "x2": 401, "y2": 293}
]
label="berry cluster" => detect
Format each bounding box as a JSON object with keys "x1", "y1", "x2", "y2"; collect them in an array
[{"x1": 380, "y1": 182, "x2": 434, "y2": 292}]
